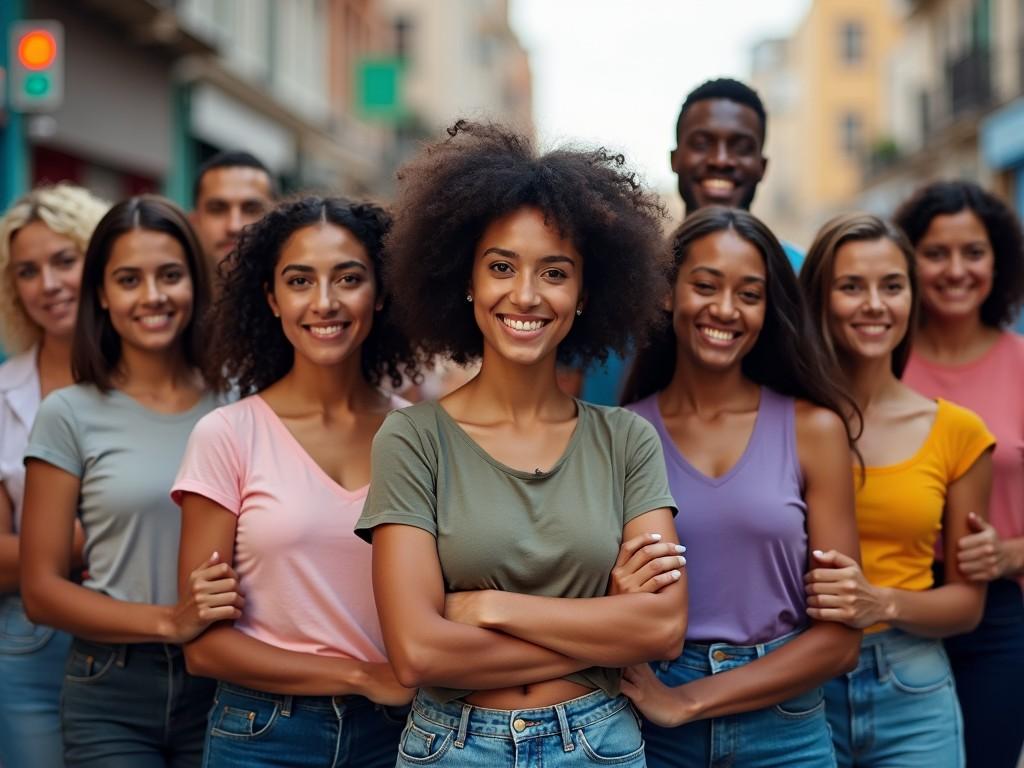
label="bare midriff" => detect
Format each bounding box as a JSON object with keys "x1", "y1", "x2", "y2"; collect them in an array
[{"x1": 464, "y1": 679, "x2": 595, "y2": 709}]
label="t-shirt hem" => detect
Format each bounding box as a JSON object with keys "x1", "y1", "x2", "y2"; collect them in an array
[
  {"x1": 23, "y1": 444, "x2": 81, "y2": 477},
  {"x1": 624, "y1": 496, "x2": 678, "y2": 524},
  {"x1": 170, "y1": 479, "x2": 240, "y2": 514},
  {"x1": 354, "y1": 513, "x2": 438, "y2": 543}
]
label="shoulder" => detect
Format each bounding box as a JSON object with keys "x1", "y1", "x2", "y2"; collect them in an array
[
  {"x1": 581, "y1": 401, "x2": 652, "y2": 435},
  {"x1": 37, "y1": 383, "x2": 99, "y2": 418},
  {"x1": 0, "y1": 348, "x2": 37, "y2": 393},
  {"x1": 999, "y1": 331, "x2": 1024, "y2": 363},
  {"x1": 935, "y1": 398, "x2": 993, "y2": 440},
  {"x1": 191, "y1": 397, "x2": 257, "y2": 439},
  {"x1": 374, "y1": 401, "x2": 441, "y2": 450},
  {"x1": 794, "y1": 399, "x2": 848, "y2": 446},
  {"x1": 621, "y1": 393, "x2": 659, "y2": 423}
]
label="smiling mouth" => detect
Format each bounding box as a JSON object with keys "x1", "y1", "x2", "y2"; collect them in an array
[
  {"x1": 499, "y1": 315, "x2": 551, "y2": 333},
  {"x1": 699, "y1": 325, "x2": 740, "y2": 344},
  {"x1": 852, "y1": 323, "x2": 890, "y2": 336},
  {"x1": 700, "y1": 178, "x2": 736, "y2": 196},
  {"x1": 137, "y1": 313, "x2": 174, "y2": 329},
  {"x1": 305, "y1": 322, "x2": 351, "y2": 339}
]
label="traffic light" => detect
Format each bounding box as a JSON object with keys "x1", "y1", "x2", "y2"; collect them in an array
[{"x1": 9, "y1": 21, "x2": 64, "y2": 112}]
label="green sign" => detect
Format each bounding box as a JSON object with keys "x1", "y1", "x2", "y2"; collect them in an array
[{"x1": 356, "y1": 58, "x2": 403, "y2": 121}]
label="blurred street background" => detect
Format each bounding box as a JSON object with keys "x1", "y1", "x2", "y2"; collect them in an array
[{"x1": 4, "y1": 0, "x2": 1024, "y2": 253}]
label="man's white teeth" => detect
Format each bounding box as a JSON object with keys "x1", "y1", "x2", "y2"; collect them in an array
[
  {"x1": 503, "y1": 317, "x2": 545, "y2": 332},
  {"x1": 702, "y1": 327, "x2": 737, "y2": 341},
  {"x1": 309, "y1": 324, "x2": 343, "y2": 337},
  {"x1": 702, "y1": 179, "x2": 735, "y2": 192},
  {"x1": 139, "y1": 314, "x2": 171, "y2": 327}
]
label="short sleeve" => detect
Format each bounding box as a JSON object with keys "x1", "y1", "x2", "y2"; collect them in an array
[
  {"x1": 355, "y1": 410, "x2": 439, "y2": 543},
  {"x1": 171, "y1": 409, "x2": 245, "y2": 513},
  {"x1": 622, "y1": 413, "x2": 678, "y2": 524},
  {"x1": 24, "y1": 390, "x2": 84, "y2": 477},
  {"x1": 939, "y1": 400, "x2": 996, "y2": 482}
]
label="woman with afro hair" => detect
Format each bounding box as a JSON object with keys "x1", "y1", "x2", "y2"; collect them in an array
[
  {"x1": 895, "y1": 181, "x2": 1024, "y2": 767},
  {"x1": 172, "y1": 197, "x2": 420, "y2": 767},
  {"x1": 355, "y1": 121, "x2": 687, "y2": 767}
]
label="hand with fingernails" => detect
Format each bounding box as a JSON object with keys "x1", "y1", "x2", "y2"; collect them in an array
[
  {"x1": 957, "y1": 512, "x2": 1008, "y2": 582},
  {"x1": 804, "y1": 549, "x2": 891, "y2": 629},
  {"x1": 168, "y1": 551, "x2": 245, "y2": 644},
  {"x1": 609, "y1": 532, "x2": 687, "y2": 596}
]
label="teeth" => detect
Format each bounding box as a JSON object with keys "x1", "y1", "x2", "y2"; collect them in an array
[
  {"x1": 702, "y1": 179, "x2": 735, "y2": 191},
  {"x1": 502, "y1": 317, "x2": 545, "y2": 332},
  {"x1": 309, "y1": 324, "x2": 343, "y2": 337},
  {"x1": 139, "y1": 314, "x2": 171, "y2": 327},
  {"x1": 857, "y1": 324, "x2": 887, "y2": 334},
  {"x1": 701, "y1": 327, "x2": 736, "y2": 341}
]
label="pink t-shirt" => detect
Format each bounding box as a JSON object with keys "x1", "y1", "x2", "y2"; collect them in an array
[
  {"x1": 171, "y1": 393, "x2": 407, "y2": 661},
  {"x1": 904, "y1": 332, "x2": 1024, "y2": 551}
]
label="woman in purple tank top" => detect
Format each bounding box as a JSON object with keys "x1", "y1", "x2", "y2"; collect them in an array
[{"x1": 620, "y1": 207, "x2": 862, "y2": 768}]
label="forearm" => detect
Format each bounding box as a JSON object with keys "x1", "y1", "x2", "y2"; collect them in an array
[
  {"x1": 0, "y1": 533, "x2": 18, "y2": 592},
  {"x1": 185, "y1": 625, "x2": 379, "y2": 696},
  {"x1": 883, "y1": 582, "x2": 985, "y2": 638},
  {"x1": 479, "y1": 587, "x2": 686, "y2": 666},
  {"x1": 388, "y1": 612, "x2": 588, "y2": 690},
  {"x1": 1003, "y1": 537, "x2": 1024, "y2": 578},
  {"x1": 681, "y1": 623, "x2": 860, "y2": 721},
  {"x1": 22, "y1": 574, "x2": 174, "y2": 643}
]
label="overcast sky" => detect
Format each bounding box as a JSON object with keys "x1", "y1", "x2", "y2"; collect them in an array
[{"x1": 509, "y1": 0, "x2": 810, "y2": 195}]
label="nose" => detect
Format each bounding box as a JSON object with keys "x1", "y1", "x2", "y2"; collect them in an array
[
  {"x1": 711, "y1": 290, "x2": 739, "y2": 320},
  {"x1": 948, "y1": 253, "x2": 968, "y2": 279},
  {"x1": 227, "y1": 206, "x2": 244, "y2": 235},
  {"x1": 40, "y1": 265, "x2": 60, "y2": 293},
  {"x1": 511, "y1": 271, "x2": 539, "y2": 308},
  {"x1": 709, "y1": 139, "x2": 734, "y2": 168},
  {"x1": 314, "y1": 278, "x2": 337, "y2": 313},
  {"x1": 143, "y1": 275, "x2": 165, "y2": 304},
  {"x1": 865, "y1": 285, "x2": 884, "y2": 312}
]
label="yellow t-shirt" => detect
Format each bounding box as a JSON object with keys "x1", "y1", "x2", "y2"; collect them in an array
[{"x1": 856, "y1": 399, "x2": 995, "y2": 631}]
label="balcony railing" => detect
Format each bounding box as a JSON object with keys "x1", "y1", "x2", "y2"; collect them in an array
[{"x1": 948, "y1": 47, "x2": 993, "y2": 117}]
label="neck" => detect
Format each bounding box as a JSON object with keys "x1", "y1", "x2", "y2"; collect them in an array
[
  {"x1": 916, "y1": 311, "x2": 993, "y2": 360},
  {"x1": 38, "y1": 332, "x2": 73, "y2": 370},
  {"x1": 468, "y1": 347, "x2": 568, "y2": 419},
  {"x1": 116, "y1": 343, "x2": 192, "y2": 392},
  {"x1": 843, "y1": 353, "x2": 899, "y2": 412},
  {"x1": 663, "y1": 348, "x2": 757, "y2": 414},
  {"x1": 275, "y1": 351, "x2": 375, "y2": 411}
]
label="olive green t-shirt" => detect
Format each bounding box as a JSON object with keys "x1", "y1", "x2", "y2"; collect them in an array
[{"x1": 355, "y1": 399, "x2": 677, "y2": 703}]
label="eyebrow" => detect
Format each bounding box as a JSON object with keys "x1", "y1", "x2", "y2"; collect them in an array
[
  {"x1": 833, "y1": 272, "x2": 908, "y2": 282},
  {"x1": 280, "y1": 261, "x2": 368, "y2": 275},
  {"x1": 111, "y1": 263, "x2": 183, "y2": 275},
  {"x1": 482, "y1": 247, "x2": 576, "y2": 266},
  {"x1": 689, "y1": 265, "x2": 765, "y2": 284}
]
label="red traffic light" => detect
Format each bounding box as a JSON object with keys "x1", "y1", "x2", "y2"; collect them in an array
[{"x1": 17, "y1": 29, "x2": 58, "y2": 71}]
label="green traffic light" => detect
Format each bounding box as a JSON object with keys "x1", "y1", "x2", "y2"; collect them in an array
[{"x1": 25, "y1": 72, "x2": 51, "y2": 97}]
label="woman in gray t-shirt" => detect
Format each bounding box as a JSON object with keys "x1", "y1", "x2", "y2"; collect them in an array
[
  {"x1": 355, "y1": 122, "x2": 687, "y2": 767},
  {"x1": 20, "y1": 196, "x2": 239, "y2": 768}
]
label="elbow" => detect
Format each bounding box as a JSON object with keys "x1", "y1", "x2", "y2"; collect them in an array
[
  {"x1": 387, "y1": 639, "x2": 436, "y2": 689},
  {"x1": 182, "y1": 641, "x2": 215, "y2": 679},
  {"x1": 835, "y1": 633, "x2": 861, "y2": 675},
  {"x1": 20, "y1": 581, "x2": 48, "y2": 626},
  {"x1": 646, "y1": 605, "x2": 686, "y2": 661}
]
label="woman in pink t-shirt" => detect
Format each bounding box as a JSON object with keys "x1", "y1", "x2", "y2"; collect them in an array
[
  {"x1": 172, "y1": 197, "x2": 421, "y2": 768},
  {"x1": 895, "y1": 180, "x2": 1024, "y2": 767}
]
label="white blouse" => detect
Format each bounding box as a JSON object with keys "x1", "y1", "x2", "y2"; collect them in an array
[{"x1": 0, "y1": 348, "x2": 40, "y2": 531}]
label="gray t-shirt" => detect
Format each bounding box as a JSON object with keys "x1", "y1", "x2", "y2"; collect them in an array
[
  {"x1": 25, "y1": 384, "x2": 219, "y2": 606},
  {"x1": 355, "y1": 400, "x2": 677, "y2": 703}
]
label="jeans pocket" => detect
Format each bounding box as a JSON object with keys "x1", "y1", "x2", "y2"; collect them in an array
[
  {"x1": 209, "y1": 695, "x2": 280, "y2": 741},
  {"x1": 0, "y1": 595, "x2": 54, "y2": 655},
  {"x1": 64, "y1": 645, "x2": 117, "y2": 684},
  {"x1": 887, "y1": 644, "x2": 953, "y2": 694},
  {"x1": 576, "y1": 704, "x2": 646, "y2": 765},
  {"x1": 396, "y1": 713, "x2": 455, "y2": 764},
  {"x1": 773, "y1": 685, "x2": 826, "y2": 719}
]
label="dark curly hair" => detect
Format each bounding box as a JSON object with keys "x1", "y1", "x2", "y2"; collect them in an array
[
  {"x1": 384, "y1": 121, "x2": 669, "y2": 366},
  {"x1": 894, "y1": 180, "x2": 1024, "y2": 328},
  {"x1": 204, "y1": 196, "x2": 419, "y2": 395},
  {"x1": 622, "y1": 207, "x2": 860, "y2": 449},
  {"x1": 676, "y1": 78, "x2": 767, "y2": 145}
]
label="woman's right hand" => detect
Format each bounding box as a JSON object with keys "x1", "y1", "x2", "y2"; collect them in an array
[
  {"x1": 167, "y1": 551, "x2": 244, "y2": 644},
  {"x1": 609, "y1": 533, "x2": 686, "y2": 595},
  {"x1": 359, "y1": 662, "x2": 416, "y2": 706}
]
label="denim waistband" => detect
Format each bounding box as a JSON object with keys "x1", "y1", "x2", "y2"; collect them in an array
[
  {"x1": 216, "y1": 680, "x2": 376, "y2": 716},
  {"x1": 71, "y1": 636, "x2": 183, "y2": 664},
  {"x1": 412, "y1": 688, "x2": 631, "y2": 748},
  {"x1": 661, "y1": 628, "x2": 802, "y2": 675},
  {"x1": 853, "y1": 628, "x2": 945, "y2": 677}
]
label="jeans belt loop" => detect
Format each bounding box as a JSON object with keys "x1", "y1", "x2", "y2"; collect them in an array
[
  {"x1": 115, "y1": 644, "x2": 128, "y2": 668},
  {"x1": 454, "y1": 702, "x2": 471, "y2": 749},
  {"x1": 555, "y1": 702, "x2": 575, "y2": 752},
  {"x1": 280, "y1": 695, "x2": 293, "y2": 718},
  {"x1": 873, "y1": 642, "x2": 889, "y2": 682}
]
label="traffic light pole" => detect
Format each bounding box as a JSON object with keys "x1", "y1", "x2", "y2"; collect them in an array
[{"x1": 1, "y1": 0, "x2": 28, "y2": 210}]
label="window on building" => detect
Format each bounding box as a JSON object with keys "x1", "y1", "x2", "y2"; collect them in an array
[
  {"x1": 840, "y1": 21, "x2": 864, "y2": 65},
  {"x1": 840, "y1": 112, "x2": 864, "y2": 157}
]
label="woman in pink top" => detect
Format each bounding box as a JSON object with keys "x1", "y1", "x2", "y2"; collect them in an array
[
  {"x1": 895, "y1": 180, "x2": 1024, "y2": 767},
  {"x1": 173, "y1": 197, "x2": 421, "y2": 767}
]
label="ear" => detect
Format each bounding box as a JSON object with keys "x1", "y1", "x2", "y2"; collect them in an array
[
  {"x1": 661, "y1": 289, "x2": 673, "y2": 313},
  {"x1": 265, "y1": 283, "x2": 280, "y2": 318},
  {"x1": 375, "y1": 296, "x2": 385, "y2": 312},
  {"x1": 757, "y1": 153, "x2": 769, "y2": 184},
  {"x1": 98, "y1": 286, "x2": 109, "y2": 310},
  {"x1": 669, "y1": 147, "x2": 679, "y2": 171}
]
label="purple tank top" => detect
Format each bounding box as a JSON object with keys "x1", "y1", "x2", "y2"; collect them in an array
[{"x1": 628, "y1": 388, "x2": 808, "y2": 644}]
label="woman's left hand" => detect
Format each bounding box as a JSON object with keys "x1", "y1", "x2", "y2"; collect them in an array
[
  {"x1": 621, "y1": 663, "x2": 695, "y2": 728},
  {"x1": 805, "y1": 550, "x2": 892, "y2": 629},
  {"x1": 957, "y1": 512, "x2": 1008, "y2": 582}
]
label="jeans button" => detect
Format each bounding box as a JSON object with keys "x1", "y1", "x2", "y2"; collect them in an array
[
  {"x1": 712, "y1": 650, "x2": 728, "y2": 661},
  {"x1": 513, "y1": 718, "x2": 527, "y2": 732}
]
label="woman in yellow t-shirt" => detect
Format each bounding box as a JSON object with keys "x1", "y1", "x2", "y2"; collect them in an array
[{"x1": 799, "y1": 214, "x2": 994, "y2": 768}]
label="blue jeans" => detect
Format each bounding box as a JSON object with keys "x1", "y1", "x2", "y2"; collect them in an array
[
  {"x1": 825, "y1": 628, "x2": 963, "y2": 767},
  {"x1": 397, "y1": 688, "x2": 646, "y2": 767},
  {"x1": 60, "y1": 638, "x2": 215, "y2": 768},
  {"x1": 644, "y1": 631, "x2": 836, "y2": 768},
  {"x1": 0, "y1": 594, "x2": 71, "y2": 768},
  {"x1": 944, "y1": 578, "x2": 1024, "y2": 767},
  {"x1": 203, "y1": 681, "x2": 407, "y2": 767}
]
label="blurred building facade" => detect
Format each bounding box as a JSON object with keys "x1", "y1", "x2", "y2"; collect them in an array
[
  {"x1": 1, "y1": 0, "x2": 533, "y2": 208},
  {"x1": 750, "y1": 0, "x2": 904, "y2": 247}
]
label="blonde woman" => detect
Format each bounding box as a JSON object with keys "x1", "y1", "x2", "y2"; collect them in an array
[{"x1": 0, "y1": 184, "x2": 110, "y2": 768}]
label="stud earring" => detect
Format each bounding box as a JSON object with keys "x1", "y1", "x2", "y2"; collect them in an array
[{"x1": 466, "y1": 293, "x2": 473, "y2": 303}]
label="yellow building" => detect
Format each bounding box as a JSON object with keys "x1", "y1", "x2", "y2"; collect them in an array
[{"x1": 751, "y1": 0, "x2": 903, "y2": 247}]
